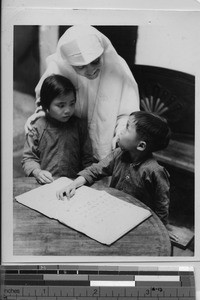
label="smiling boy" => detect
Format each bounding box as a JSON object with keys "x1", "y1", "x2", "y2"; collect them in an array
[
  {"x1": 22, "y1": 74, "x2": 94, "y2": 184},
  {"x1": 57, "y1": 111, "x2": 171, "y2": 226}
]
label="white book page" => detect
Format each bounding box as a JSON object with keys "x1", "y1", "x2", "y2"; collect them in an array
[{"x1": 15, "y1": 177, "x2": 152, "y2": 245}]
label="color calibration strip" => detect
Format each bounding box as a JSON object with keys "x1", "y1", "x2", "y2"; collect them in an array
[{"x1": 1, "y1": 265, "x2": 195, "y2": 299}]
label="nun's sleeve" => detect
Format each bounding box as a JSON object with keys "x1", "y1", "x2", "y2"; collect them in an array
[
  {"x1": 113, "y1": 77, "x2": 140, "y2": 145},
  {"x1": 35, "y1": 54, "x2": 61, "y2": 102}
]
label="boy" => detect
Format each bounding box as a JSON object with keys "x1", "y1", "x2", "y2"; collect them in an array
[
  {"x1": 57, "y1": 111, "x2": 171, "y2": 226},
  {"x1": 22, "y1": 74, "x2": 94, "y2": 184}
]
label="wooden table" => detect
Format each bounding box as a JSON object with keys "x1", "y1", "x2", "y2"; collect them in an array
[{"x1": 13, "y1": 177, "x2": 171, "y2": 256}]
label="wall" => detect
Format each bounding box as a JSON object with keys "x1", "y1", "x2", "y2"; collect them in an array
[{"x1": 135, "y1": 24, "x2": 198, "y2": 75}]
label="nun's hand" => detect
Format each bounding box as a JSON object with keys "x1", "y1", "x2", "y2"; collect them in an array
[
  {"x1": 24, "y1": 109, "x2": 45, "y2": 135},
  {"x1": 111, "y1": 135, "x2": 119, "y2": 150}
]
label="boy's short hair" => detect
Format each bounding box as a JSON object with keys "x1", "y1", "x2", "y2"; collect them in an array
[
  {"x1": 129, "y1": 111, "x2": 171, "y2": 152},
  {"x1": 40, "y1": 74, "x2": 76, "y2": 110}
]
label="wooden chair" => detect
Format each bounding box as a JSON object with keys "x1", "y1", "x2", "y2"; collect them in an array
[{"x1": 132, "y1": 65, "x2": 195, "y2": 253}]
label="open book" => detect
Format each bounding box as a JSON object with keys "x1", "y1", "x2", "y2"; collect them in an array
[{"x1": 15, "y1": 177, "x2": 152, "y2": 245}]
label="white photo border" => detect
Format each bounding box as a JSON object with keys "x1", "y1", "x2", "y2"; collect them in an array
[{"x1": 2, "y1": 3, "x2": 200, "y2": 264}]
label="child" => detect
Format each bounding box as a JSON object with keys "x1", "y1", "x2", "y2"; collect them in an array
[
  {"x1": 57, "y1": 111, "x2": 171, "y2": 226},
  {"x1": 25, "y1": 25, "x2": 140, "y2": 161},
  {"x1": 22, "y1": 74, "x2": 94, "y2": 184}
]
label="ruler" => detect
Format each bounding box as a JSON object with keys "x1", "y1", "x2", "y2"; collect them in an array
[{"x1": 1, "y1": 265, "x2": 196, "y2": 299}]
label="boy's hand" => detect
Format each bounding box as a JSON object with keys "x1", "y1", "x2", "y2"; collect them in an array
[
  {"x1": 56, "y1": 176, "x2": 86, "y2": 200},
  {"x1": 33, "y1": 170, "x2": 54, "y2": 184},
  {"x1": 56, "y1": 183, "x2": 76, "y2": 201}
]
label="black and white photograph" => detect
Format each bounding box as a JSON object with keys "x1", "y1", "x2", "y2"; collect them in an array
[{"x1": 1, "y1": 3, "x2": 200, "y2": 263}]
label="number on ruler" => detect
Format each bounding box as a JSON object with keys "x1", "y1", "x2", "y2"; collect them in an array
[
  {"x1": 92, "y1": 288, "x2": 98, "y2": 296},
  {"x1": 145, "y1": 288, "x2": 150, "y2": 296}
]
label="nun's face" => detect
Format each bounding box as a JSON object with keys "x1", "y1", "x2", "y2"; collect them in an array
[{"x1": 72, "y1": 56, "x2": 103, "y2": 80}]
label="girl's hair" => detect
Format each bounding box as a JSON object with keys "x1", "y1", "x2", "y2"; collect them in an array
[
  {"x1": 129, "y1": 111, "x2": 171, "y2": 152},
  {"x1": 40, "y1": 74, "x2": 76, "y2": 110}
]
